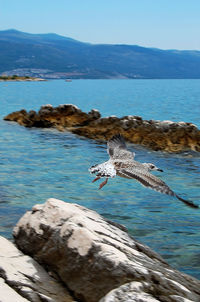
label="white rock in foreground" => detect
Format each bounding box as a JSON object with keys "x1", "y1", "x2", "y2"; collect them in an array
[
  {"x1": 0, "y1": 277, "x2": 28, "y2": 302},
  {"x1": 13, "y1": 198, "x2": 200, "y2": 302},
  {"x1": 0, "y1": 236, "x2": 74, "y2": 302}
]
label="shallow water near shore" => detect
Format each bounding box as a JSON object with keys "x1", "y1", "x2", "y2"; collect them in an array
[{"x1": 0, "y1": 79, "x2": 200, "y2": 279}]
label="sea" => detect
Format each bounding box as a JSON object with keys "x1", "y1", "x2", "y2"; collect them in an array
[{"x1": 0, "y1": 79, "x2": 200, "y2": 279}]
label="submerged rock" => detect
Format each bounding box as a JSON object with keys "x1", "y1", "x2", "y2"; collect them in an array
[
  {"x1": 13, "y1": 198, "x2": 200, "y2": 302},
  {"x1": 0, "y1": 236, "x2": 75, "y2": 302},
  {"x1": 4, "y1": 104, "x2": 200, "y2": 152}
]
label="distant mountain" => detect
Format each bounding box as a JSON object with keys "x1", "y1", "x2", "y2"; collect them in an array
[{"x1": 1, "y1": 29, "x2": 200, "y2": 79}]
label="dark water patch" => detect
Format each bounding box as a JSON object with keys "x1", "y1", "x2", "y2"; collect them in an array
[{"x1": 101, "y1": 212, "x2": 132, "y2": 221}]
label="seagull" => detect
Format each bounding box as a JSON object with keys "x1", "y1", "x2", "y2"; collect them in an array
[{"x1": 89, "y1": 134, "x2": 198, "y2": 209}]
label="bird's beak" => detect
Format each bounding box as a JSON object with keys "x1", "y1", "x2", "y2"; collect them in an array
[{"x1": 157, "y1": 168, "x2": 163, "y2": 172}]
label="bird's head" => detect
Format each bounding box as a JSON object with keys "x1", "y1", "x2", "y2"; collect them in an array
[{"x1": 142, "y1": 163, "x2": 163, "y2": 172}]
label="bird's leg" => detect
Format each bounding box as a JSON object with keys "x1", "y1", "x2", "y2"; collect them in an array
[
  {"x1": 92, "y1": 176, "x2": 101, "y2": 183},
  {"x1": 99, "y1": 178, "x2": 108, "y2": 190}
]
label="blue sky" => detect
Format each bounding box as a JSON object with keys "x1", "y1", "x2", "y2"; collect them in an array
[{"x1": 1, "y1": 0, "x2": 200, "y2": 50}]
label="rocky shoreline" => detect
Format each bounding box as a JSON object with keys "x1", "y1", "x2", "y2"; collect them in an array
[
  {"x1": 4, "y1": 104, "x2": 200, "y2": 152},
  {"x1": 0, "y1": 75, "x2": 45, "y2": 81},
  {"x1": 1, "y1": 198, "x2": 200, "y2": 302}
]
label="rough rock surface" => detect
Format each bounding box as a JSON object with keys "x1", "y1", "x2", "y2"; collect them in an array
[
  {"x1": 0, "y1": 236, "x2": 75, "y2": 302},
  {"x1": 4, "y1": 104, "x2": 101, "y2": 130},
  {"x1": 99, "y1": 280, "x2": 196, "y2": 302},
  {"x1": 4, "y1": 104, "x2": 200, "y2": 152},
  {"x1": 13, "y1": 198, "x2": 200, "y2": 302}
]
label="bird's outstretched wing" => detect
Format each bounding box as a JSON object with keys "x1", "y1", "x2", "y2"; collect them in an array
[
  {"x1": 107, "y1": 134, "x2": 135, "y2": 161},
  {"x1": 118, "y1": 168, "x2": 198, "y2": 208}
]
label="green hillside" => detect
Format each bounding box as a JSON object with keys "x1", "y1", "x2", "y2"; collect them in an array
[{"x1": 1, "y1": 29, "x2": 200, "y2": 79}]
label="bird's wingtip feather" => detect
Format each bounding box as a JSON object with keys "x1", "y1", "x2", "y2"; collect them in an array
[{"x1": 175, "y1": 194, "x2": 199, "y2": 209}]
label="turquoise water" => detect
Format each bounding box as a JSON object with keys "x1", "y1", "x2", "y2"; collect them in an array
[{"x1": 1, "y1": 79, "x2": 200, "y2": 279}]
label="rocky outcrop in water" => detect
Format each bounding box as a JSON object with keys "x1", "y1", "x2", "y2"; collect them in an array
[
  {"x1": 4, "y1": 104, "x2": 200, "y2": 152},
  {"x1": 12, "y1": 198, "x2": 200, "y2": 302}
]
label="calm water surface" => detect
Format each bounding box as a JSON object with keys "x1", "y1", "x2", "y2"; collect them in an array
[{"x1": 0, "y1": 79, "x2": 200, "y2": 279}]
